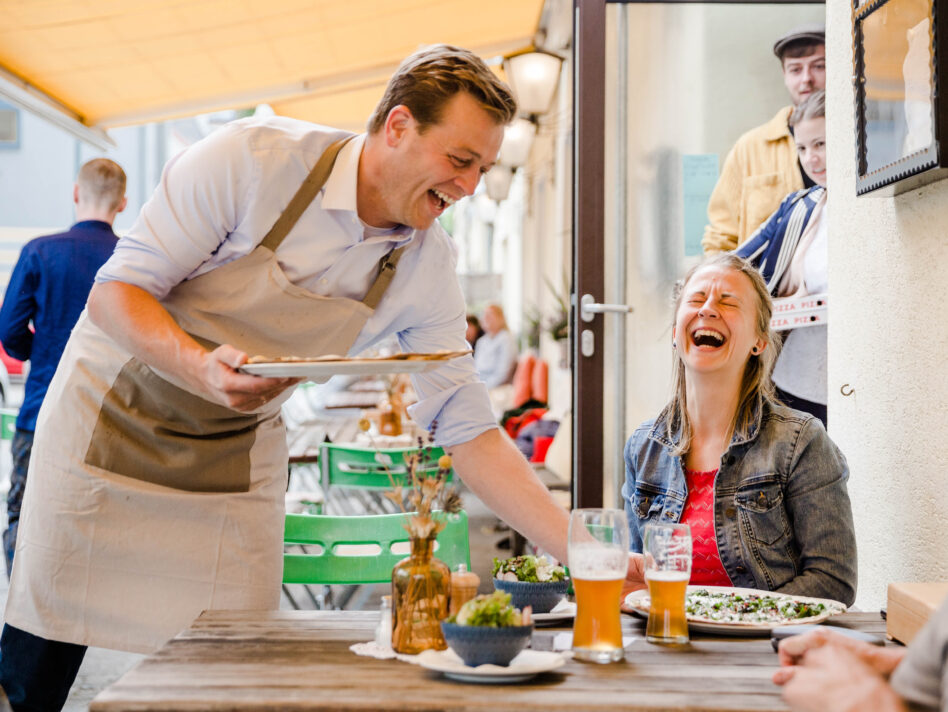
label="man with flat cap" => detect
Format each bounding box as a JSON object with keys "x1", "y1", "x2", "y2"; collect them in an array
[{"x1": 702, "y1": 25, "x2": 825, "y2": 255}]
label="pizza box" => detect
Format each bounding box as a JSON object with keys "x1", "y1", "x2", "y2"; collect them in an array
[{"x1": 886, "y1": 582, "x2": 948, "y2": 644}]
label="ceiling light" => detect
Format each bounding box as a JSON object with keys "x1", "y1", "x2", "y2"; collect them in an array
[
  {"x1": 484, "y1": 166, "x2": 515, "y2": 202},
  {"x1": 503, "y1": 50, "x2": 564, "y2": 116}
]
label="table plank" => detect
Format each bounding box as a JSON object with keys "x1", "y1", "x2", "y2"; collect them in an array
[{"x1": 91, "y1": 611, "x2": 891, "y2": 712}]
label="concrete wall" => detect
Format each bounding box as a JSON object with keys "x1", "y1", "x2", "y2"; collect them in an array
[{"x1": 826, "y1": 0, "x2": 948, "y2": 610}]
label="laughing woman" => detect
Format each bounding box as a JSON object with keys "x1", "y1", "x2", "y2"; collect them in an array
[{"x1": 622, "y1": 253, "x2": 856, "y2": 605}]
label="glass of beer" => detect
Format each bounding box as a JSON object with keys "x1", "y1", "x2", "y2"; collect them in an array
[
  {"x1": 567, "y1": 508, "x2": 630, "y2": 663},
  {"x1": 643, "y1": 522, "x2": 692, "y2": 645}
]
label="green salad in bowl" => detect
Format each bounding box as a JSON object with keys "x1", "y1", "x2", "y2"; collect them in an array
[
  {"x1": 441, "y1": 592, "x2": 533, "y2": 666},
  {"x1": 492, "y1": 555, "x2": 567, "y2": 583},
  {"x1": 492, "y1": 555, "x2": 569, "y2": 614}
]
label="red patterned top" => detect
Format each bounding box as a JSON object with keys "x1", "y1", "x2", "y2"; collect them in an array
[{"x1": 681, "y1": 467, "x2": 732, "y2": 587}]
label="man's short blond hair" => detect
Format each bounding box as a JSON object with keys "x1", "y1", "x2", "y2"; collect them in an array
[
  {"x1": 77, "y1": 158, "x2": 126, "y2": 212},
  {"x1": 368, "y1": 44, "x2": 517, "y2": 134}
]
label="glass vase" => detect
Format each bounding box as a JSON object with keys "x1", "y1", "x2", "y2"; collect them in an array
[{"x1": 391, "y1": 535, "x2": 449, "y2": 654}]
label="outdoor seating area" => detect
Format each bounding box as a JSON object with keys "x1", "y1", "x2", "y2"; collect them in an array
[{"x1": 0, "y1": 1, "x2": 946, "y2": 711}]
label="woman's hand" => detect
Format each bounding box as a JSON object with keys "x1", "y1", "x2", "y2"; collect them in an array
[{"x1": 622, "y1": 553, "x2": 647, "y2": 599}]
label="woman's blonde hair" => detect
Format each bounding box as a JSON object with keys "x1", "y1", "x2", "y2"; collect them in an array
[
  {"x1": 483, "y1": 303, "x2": 508, "y2": 331},
  {"x1": 790, "y1": 88, "x2": 825, "y2": 127},
  {"x1": 662, "y1": 254, "x2": 782, "y2": 455}
]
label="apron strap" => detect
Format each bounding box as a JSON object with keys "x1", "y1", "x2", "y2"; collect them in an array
[
  {"x1": 260, "y1": 135, "x2": 356, "y2": 253},
  {"x1": 362, "y1": 245, "x2": 408, "y2": 309}
]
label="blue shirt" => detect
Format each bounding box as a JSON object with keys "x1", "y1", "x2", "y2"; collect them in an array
[{"x1": 0, "y1": 220, "x2": 118, "y2": 431}]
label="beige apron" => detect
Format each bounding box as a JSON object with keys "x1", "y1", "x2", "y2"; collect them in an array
[{"x1": 5, "y1": 137, "x2": 407, "y2": 653}]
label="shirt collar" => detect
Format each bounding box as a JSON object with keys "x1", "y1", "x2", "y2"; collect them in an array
[
  {"x1": 321, "y1": 133, "x2": 414, "y2": 241},
  {"x1": 73, "y1": 219, "x2": 114, "y2": 231},
  {"x1": 763, "y1": 105, "x2": 795, "y2": 143},
  {"x1": 321, "y1": 133, "x2": 365, "y2": 214}
]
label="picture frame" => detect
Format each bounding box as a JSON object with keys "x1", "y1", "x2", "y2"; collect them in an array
[{"x1": 852, "y1": 0, "x2": 948, "y2": 195}]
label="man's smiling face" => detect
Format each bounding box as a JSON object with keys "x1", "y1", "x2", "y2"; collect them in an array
[
  {"x1": 381, "y1": 92, "x2": 504, "y2": 230},
  {"x1": 782, "y1": 46, "x2": 826, "y2": 106}
]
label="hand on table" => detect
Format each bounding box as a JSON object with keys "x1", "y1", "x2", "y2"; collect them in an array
[
  {"x1": 776, "y1": 627, "x2": 906, "y2": 676},
  {"x1": 773, "y1": 642, "x2": 907, "y2": 712}
]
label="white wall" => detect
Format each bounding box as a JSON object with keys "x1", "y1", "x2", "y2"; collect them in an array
[{"x1": 826, "y1": 1, "x2": 948, "y2": 611}]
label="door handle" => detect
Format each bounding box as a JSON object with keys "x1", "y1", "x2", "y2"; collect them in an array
[{"x1": 580, "y1": 294, "x2": 634, "y2": 323}]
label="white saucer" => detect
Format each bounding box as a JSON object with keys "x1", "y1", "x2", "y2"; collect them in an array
[
  {"x1": 532, "y1": 600, "x2": 577, "y2": 626},
  {"x1": 416, "y1": 648, "x2": 567, "y2": 684}
]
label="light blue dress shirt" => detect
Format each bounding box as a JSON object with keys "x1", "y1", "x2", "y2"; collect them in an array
[{"x1": 95, "y1": 117, "x2": 496, "y2": 446}]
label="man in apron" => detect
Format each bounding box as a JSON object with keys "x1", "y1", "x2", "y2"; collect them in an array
[{"x1": 0, "y1": 44, "x2": 572, "y2": 709}]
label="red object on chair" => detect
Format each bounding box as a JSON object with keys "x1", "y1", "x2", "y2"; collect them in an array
[
  {"x1": 531, "y1": 436, "x2": 554, "y2": 463},
  {"x1": 511, "y1": 353, "x2": 536, "y2": 409},
  {"x1": 531, "y1": 359, "x2": 548, "y2": 404}
]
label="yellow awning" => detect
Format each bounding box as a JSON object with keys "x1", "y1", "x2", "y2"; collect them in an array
[{"x1": 0, "y1": 0, "x2": 542, "y2": 137}]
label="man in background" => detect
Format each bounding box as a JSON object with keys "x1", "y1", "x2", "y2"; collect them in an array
[
  {"x1": 702, "y1": 25, "x2": 825, "y2": 255},
  {"x1": 0, "y1": 158, "x2": 126, "y2": 576}
]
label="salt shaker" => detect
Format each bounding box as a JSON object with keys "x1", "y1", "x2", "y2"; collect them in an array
[
  {"x1": 449, "y1": 564, "x2": 480, "y2": 616},
  {"x1": 375, "y1": 595, "x2": 393, "y2": 648}
]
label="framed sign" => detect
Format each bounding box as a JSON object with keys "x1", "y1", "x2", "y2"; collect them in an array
[{"x1": 853, "y1": 0, "x2": 948, "y2": 194}]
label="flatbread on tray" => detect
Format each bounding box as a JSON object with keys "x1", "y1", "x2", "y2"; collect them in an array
[
  {"x1": 246, "y1": 350, "x2": 472, "y2": 364},
  {"x1": 623, "y1": 586, "x2": 847, "y2": 629}
]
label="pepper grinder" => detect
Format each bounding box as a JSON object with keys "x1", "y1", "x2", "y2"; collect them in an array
[{"x1": 449, "y1": 564, "x2": 480, "y2": 616}]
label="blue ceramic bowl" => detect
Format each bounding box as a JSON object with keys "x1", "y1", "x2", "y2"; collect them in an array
[
  {"x1": 493, "y1": 578, "x2": 570, "y2": 614},
  {"x1": 440, "y1": 621, "x2": 534, "y2": 667}
]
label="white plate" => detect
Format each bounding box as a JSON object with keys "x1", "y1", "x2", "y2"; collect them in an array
[
  {"x1": 532, "y1": 600, "x2": 577, "y2": 626},
  {"x1": 416, "y1": 648, "x2": 567, "y2": 684},
  {"x1": 239, "y1": 352, "x2": 469, "y2": 379},
  {"x1": 622, "y1": 585, "x2": 846, "y2": 637}
]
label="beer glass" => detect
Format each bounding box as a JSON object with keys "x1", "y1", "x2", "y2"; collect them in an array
[
  {"x1": 567, "y1": 508, "x2": 630, "y2": 663},
  {"x1": 643, "y1": 522, "x2": 692, "y2": 644}
]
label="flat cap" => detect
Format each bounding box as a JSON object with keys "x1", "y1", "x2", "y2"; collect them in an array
[{"x1": 773, "y1": 24, "x2": 825, "y2": 58}]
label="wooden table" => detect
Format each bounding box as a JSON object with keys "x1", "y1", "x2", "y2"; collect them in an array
[{"x1": 91, "y1": 609, "x2": 891, "y2": 711}]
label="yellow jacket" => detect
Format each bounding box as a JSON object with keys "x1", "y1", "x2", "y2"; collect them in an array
[{"x1": 702, "y1": 106, "x2": 804, "y2": 255}]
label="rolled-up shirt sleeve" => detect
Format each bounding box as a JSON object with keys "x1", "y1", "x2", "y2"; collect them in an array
[
  {"x1": 402, "y1": 323, "x2": 498, "y2": 447},
  {"x1": 394, "y1": 242, "x2": 498, "y2": 447},
  {"x1": 95, "y1": 123, "x2": 255, "y2": 299}
]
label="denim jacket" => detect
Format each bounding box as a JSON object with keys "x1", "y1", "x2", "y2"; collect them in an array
[{"x1": 622, "y1": 400, "x2": 857, "y2": 605}]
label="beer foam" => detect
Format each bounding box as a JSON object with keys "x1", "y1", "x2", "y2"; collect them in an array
[
  {"x1": 644, "y1": 570, "x2": 690, "y2": 582},
  {"x1": 568, "y1": 543, "x2": 626, "y2": 579}
]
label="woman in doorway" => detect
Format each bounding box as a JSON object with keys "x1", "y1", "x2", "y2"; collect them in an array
[
  {"x1": 736, "y1": 89, "x2": 828, "y2": 426},
  {"x1": 622, "y1": 253, "x2": 856, "y2": 604}
]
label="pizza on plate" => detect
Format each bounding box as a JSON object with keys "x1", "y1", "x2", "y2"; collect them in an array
[
  {"x1": 624, "y1": 586, "x2": 846, "y2": 627},
  {"x1": 246, "y1": 350, "x2": 471, "y2": 364}
]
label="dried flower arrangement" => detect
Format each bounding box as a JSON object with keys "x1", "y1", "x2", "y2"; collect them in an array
[
  {"x1": 357, "y1": 418, "x2": 463, "y2": 537},
  {"x1": 356, "y1": 419, "x2": 464, "y2": 654}
]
